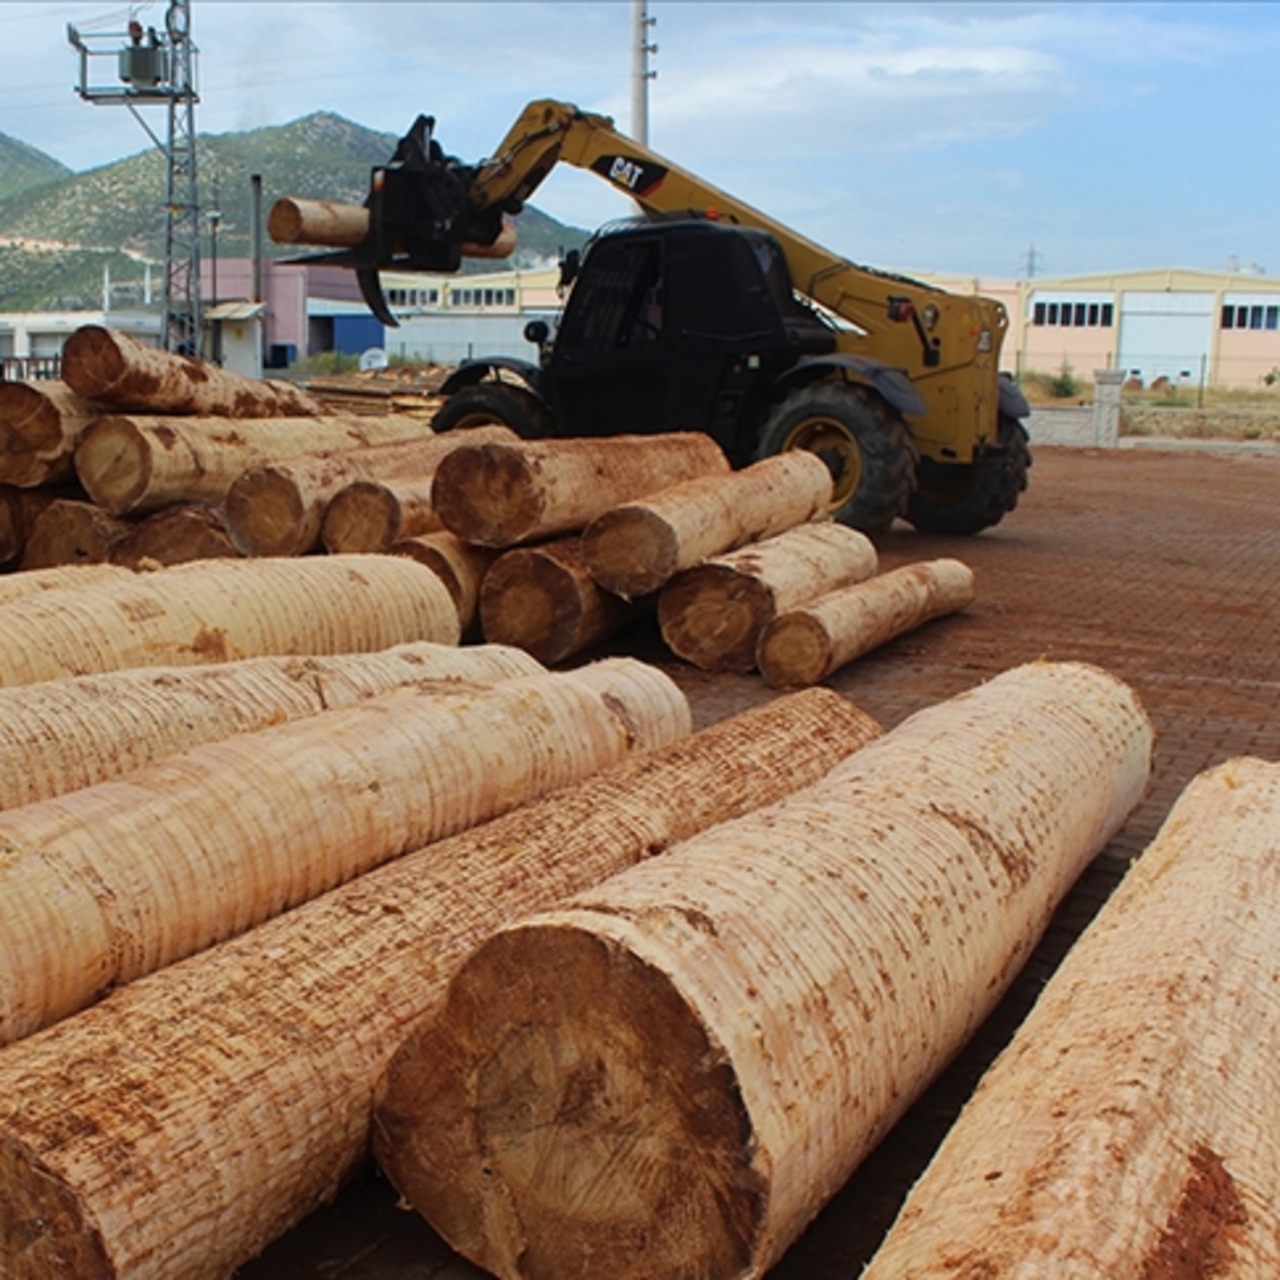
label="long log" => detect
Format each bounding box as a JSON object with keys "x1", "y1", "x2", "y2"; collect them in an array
[
  {"x1": 226, "y1": 426, "x2": 512, "y2": 558},
  {"x1": 0, "y1": 562, "x2": 134, "y2": 606},
  {"x1": 432, "y1": 433, "x2": 731, "y2": 548},
  {"x1": 109, "y1": 502, "x2": 238, "y2": 568},
  {"x1": 0, "y1": 554, "x2": 460, "y2": 687},
  {"x1": 375, "y1": 662, "x2": 1153, "y2": 1280},
  {"x1": 61, "y1": 325, "x2": 327, "y2": 417},
  {"x1": 757, "y1": 558, "x2": 977, "y2": 688},
  {"x1": 583, "y1": 451, "x2": 833, "y2": 598},
  {"x1": 391, "y1": 531, "x2": 498, "y2": 632},
  {"x1": 19, "y1": 498, "x2": 131, "y2": 569},
  {"x1": 861, "y1": 757, "x2": 1280, "y2": 1280},
  {"x1": 658, "y1": 521, "x2": 878, "y2": 672},
  {"x1": 0, "y1": 485, "x2": 67, "y2": 566},
  {"x1": 0, "y1": 689, "x2": 879, "y2": 1280},
  {"x1": 320, "y1": 477, "x2": 442, "y2": 552},
  {"x1": 75, "y1": 412, "x2": 440, "y2": 516},
  {"x1": 0, "y1": 641, "x2": 542, "y2": 812},
  {"x1": 0, "y1": 380, "x2": 103, "y2": 487},
  {"x1": 0, "y1": 658, "x2": 688, "y2": 1047},
  {"x1": 480, "y1": 535, "x2": 642, "y2": 664}
]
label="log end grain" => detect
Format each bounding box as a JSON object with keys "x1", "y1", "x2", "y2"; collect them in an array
[
  {"x1": 60, "y1": 326, "x2": 132, "y2": 403},
  {"x1": 73, "y1": 416, "x2": 153, "y2": 515},
  {"x1": 19, "y1": 500, "x2": 131, "y2": 570},
  {"x1": 479, "y1": 548, "x2": 587, "y2": 665},
  {"x1": 432, "y1": 443, "x2": 541, "y2": 547},
  {"x1": 392, "y1": 533, "x2": 496, "y2": 632},
  {"x1": 375, "y1": 922, "x2": 765, "y2": 1280},
  {"x1": 320, "y1": 480, "x2": 400, "y2": 553},
  {"x1": 581, "y1": 505, "x2": 679, "y2": 599},
  {"x1": 658, "y1": 564, "x2": 775, "y2": 673},
  {"x1": 756, "y1": 611, "x2": 834, "y2": 689},
  {"x1": 225, "y1": 467, "x2": 311, "y2": 558}
]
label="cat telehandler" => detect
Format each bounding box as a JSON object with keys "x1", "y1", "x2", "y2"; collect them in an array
[{"x1": 280, "y1": 99, "x2": 1030, "y2": 533}]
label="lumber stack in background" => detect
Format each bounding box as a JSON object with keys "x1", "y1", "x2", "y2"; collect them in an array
[
  {"x1": 859, "y1": 755, "x2": 1280, "y2": 1280},
  {"x1": 0, "y1": 658, "x2": 689, "y2": 1047},
  {"x1": 0, "y1": 689, "x2": 879, "y2": 1280},
  {"x1": 0, "y1": 380, "x2": 104, "y2": 487},
  {"x1": 391, "y1": 532, "x2": 498, "y2": 634},
  {"x1": 375, "y1": 662, "x2": 1153, "y2": 1280}
]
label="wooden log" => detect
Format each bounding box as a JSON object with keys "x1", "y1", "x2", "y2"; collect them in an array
[
  {"x1": 0, "y1": 554, "x2": 460, "y2": 687},
  {"x1": 0, "y1": 642, "x2": 542, "y2": 812},
  {"x1": 391, "y1": 531, "x2": 498, "y2": 633},
  {"x1": 0, "y1": 485, "x2": 66, "y2": 566},
  {"x1": 226, "y1": 426, "x2": 512, "y2": 558},
  {"x1": 75, "y1": 412, "x2": 440, "y2": 517},
  {"x1": 0, "y1": 658, "x2": 688, "y2": 1047},
  {"x1": 109, "y1": 502, "x2": 238, "y2": 568},
  {"x1": 320, "y1": 477, "x2": 442, "y2": 552},
  {"x1": 860, "y1": 756, "x2": 1280, "y2": 1280},
  {"x1": 658, "y1": 521, "x2": 878, "y2": 672},
  {"x1": 375, "y1": 662, "x2": 1153, "y2": 1280},
  {"x1": 480, "y1": 536, "x2": 642, "y2": 664},
  {"x1": 432, "y1": 433, "x2": 731, "y2": 548},
  {"x1": 583, "y1": 451, "x2": 834, "y2": 598},
  {"x1": 60, "y1": 325, "x2": 327, "y2": 417},
  {"x1": 19, "y1": 498, "x2": 131, "y2": 569},
  {"x1": 0, "y1": 562, "x2": 134, "y2": 606},
  {"x1": 757, "y1": 558, "x2": 977, "y2": 688},
  {"x1": 0, "y1": 380, "x2": 103, "y2": 487},
  {"x1": 0, "y1": 689, "x2": 879, "y2": 1280}
]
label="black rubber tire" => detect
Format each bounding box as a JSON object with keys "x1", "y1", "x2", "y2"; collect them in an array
[
  {"x1": 755, "y1": 382, "x2": 916, "y2": 533},
  {"x1": 906, "y1": 414, "x2": 1032, "y2": 536},
  {"x1": 431, "y1": 383, "x2": 550, "y2": 440}
]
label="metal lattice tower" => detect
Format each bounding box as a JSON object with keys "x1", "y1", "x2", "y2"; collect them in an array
[{"x1": 69, "y1": 0, "x2": 202, "y2": 354}]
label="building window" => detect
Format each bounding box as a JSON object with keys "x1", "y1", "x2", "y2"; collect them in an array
[
  {"x1": 1088, "y1": 303, "x2": 1099, "y2": 326},
  {"x1": 1251, "y1": 305, "x2": 1264, "y2": 330},
  {"x1": 1033, "y1": 302, "x2": 1046, "y2": 325},
  {"x1": 1073, "y1": 303, "x2": 1086, "y2": 326},
  {"x1": 1268, "y1": 306, "x2": 1279, "y2": 330},
  {"x1": 1047, "y1": 303, "x2": 1059, "y2": 325},
  {"x1": 1101, "y1": 303, "x2": 1113, "y2": 326}
]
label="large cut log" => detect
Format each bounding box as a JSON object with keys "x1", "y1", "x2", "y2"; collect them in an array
[
  {"x1": 0, "y1": 484, "x2": 66, "y2": 566},
  {"x1": 480, "y1": 535, "x2": 643, "y2": 664},
  {"x1": 61, "y1": 324, "x2": 327, "y2": 417},
  {"x1": 392, "y1": 531, "x2": 498, "y2": 633},
  {"x1": 0, "y1": 641, "x2": 542, "y2": 812},
  {"x1": 0, "y1": 554, "x2": 459, "y2": 687},
  {"x1": 0, "y1": 658, "x2": 688, "y2": 1047},
  {"x1": 432, "y1": 433, "x2": 731, "y2": 548},
  {"x1": 225, "y1": 425, "x2": 512, "y2": 558},
  {"x1": 0, "y1": 688, "x2": 879, "y2": 1280},
  {"x1": 376, "y1": 662, "x2": 1153, "y2": 1280},
  {"x1": 757, "y1": 558, "x2": 977, "y2": 688},
  {"x1": 583, "y1": 451, "x2": 834, "y2": 598},
  {"x1": 860, "y1": 756, "x2": 1280, "y2": 1280},
  {"x1": 320, "y1": 477, "x2": 442, "y2": 552},
  {"x1": 0, "y1": 561, "x2": 133, "y2": 606},
  {"x1": 0, "y1": 380, "x2": 103, "y2": 487},
  {"x1": 658, "y1": 521, "x2": 878, "y2": 672},
  {"x1": 19, "y1": 498, "x2": 131, "y2": 569},
  {"x1": 109, "y1": 501, "x2": 238, "y2": 568},
  {"x1": 75, "y1": 412, "x2": 438, "y2": 516}
]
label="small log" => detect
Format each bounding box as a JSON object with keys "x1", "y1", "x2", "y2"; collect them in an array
[
  {"x1": 0, "y1": 689, "x2": 878, "y2": 1280},
  {"x1": 375, "y1": 663, "x2": 1153, "y2": 1280},
  {"x1": 19, "y1": 498, "x2": 131, "y2": 569},
  {"x1": 860, "y1": 757, "x2": 1280, "y2": 1280},
  {"x1": 583, "y1": 451, "x2": 833, "y2": 598},
  {"x1": 0, "y1": 380, "x2": 104, "y2": 487},
  {"x1": 320, "y1": 477, "x2": 441, "y2": 552},
  {"x1": 0, "y1": 485, "x2": 67, "y2": 566},
  {"x1": 61, "y1": 325, "x2": 327, "y2": 417},
  {"x1": 225, "y1": 426, "x2": 513, "y2": 558},
  {"x1": 480, "y1": 536, "x2": 642, "y2": 664},
  {"x1": 0, "y1": 642, "x2": 542, "y2": 812},
  {"x1": 432, "y1": 433, "x2": 731, "y2": 548},
  {"x1": 391, "y1": 531, "x2": 498, "y2": 633},
  {"x1": 0, "y1": 562, "x2": 134, "y2": 606},
  {"x1": 658, "y1": 522, "x2": 878, "y2": 672},
  {"x1": 0, "y1": 554, "x2": 460, "y2": 687},
  {"x1": 109, "y1": 502, "x2": 238, "y2": 568},
  {"x1": 757, "y1": 558, "x2": 977, "y2": 688},
  {"x1": 75, "y1": 412, "x2": 440, "y2": 516}
]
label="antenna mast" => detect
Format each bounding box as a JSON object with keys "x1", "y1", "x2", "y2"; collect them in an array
[{"x1": 630, "y1": 0, "x2": 657, "y2": 145}]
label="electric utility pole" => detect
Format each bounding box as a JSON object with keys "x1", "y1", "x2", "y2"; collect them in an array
[{"x1": 631, "y1": 0, "x2": 657, "y2": 145}]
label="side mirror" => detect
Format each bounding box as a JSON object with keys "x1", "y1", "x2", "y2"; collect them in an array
[
  {"x1": 524, "y1": 319, "x2": 550, "y2": 347},
  {"x1": 558, "y1": 248, "x2": 581, "y2": 292}
]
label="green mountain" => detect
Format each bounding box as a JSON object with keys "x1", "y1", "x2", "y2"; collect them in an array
[
  {"x1": 0, "y1": 112, "x2": 590, "y2": 310},
  {"x1": 0, "y1": 134, "x2": 71, "y2": 201}
]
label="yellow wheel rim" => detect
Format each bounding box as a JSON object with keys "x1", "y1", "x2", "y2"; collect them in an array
[{"x1": 782, "y1": 417, "x2": 863, "y2": 508}]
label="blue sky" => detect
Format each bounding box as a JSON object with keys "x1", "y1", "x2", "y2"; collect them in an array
[{"x1": 0, "y1": 1, "x2": 1275, "y2": 280}]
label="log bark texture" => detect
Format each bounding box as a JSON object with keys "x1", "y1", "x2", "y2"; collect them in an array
[
  {"x1": 0, "y1": 658, "x2": 687, "y2": 1046},
  {"x1": 391, "y1": 532, "x2": 498, "y2": 633},
  {"x1": 377, "y1": 661, "x2": 1153, "y2": 1280},
  {"x1": 757, "y1": 558, "x2": 977, "y2": 688},
  {"x1": 75, "y1": 412, "x2": 438, "y2": 516},
  {"x1": 0, "y1": 380, "x2": 103, "y2": 487},
  {"x1": 109, "y1": 502, "x2": 238, "y2": 568},
  {"x1": 0, "y1": 688, "x2": 878, "y2": 1280},
  {"x1": 0, "y1": 554, "x2": 460, "y2": 687},
  {"x1": 583, "y1": 451, "x2": 834, "y2": 598},
  {"x1": 0, "y1": 641, "x2": 542, "y2": 812},
  {"x1": 320, "y1": 477, "x2": 442, "y2": 552},
  {"x1": 658, "y1": 521, "x2": 878, "y2": 672},
  {"x1": 19, "y1": 498, "x2": 131, "y2": 569},
  {"x1": 0, "y1": 485, "x2": 66, "y2": 566},
  {"x1": 432, "y1": 433, "x2": 731, "y2": 547},
  {"x1": 61, "y1": 325, "x2": 327, "y2": 417},
  {"x1": 225, "y1": 426, "x2": 511, "y2": 558},
  {"x1": 480, "y1": 536, "x2": 642, "y2": 664},
  {"x1": 860, "y1": 756, "x2": 1280, "y2": 1280}
]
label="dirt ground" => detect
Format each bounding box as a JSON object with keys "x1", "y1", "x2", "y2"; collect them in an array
[{"x1": 239, "y1": 444, "x2": 1280, "y2": 1279}]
